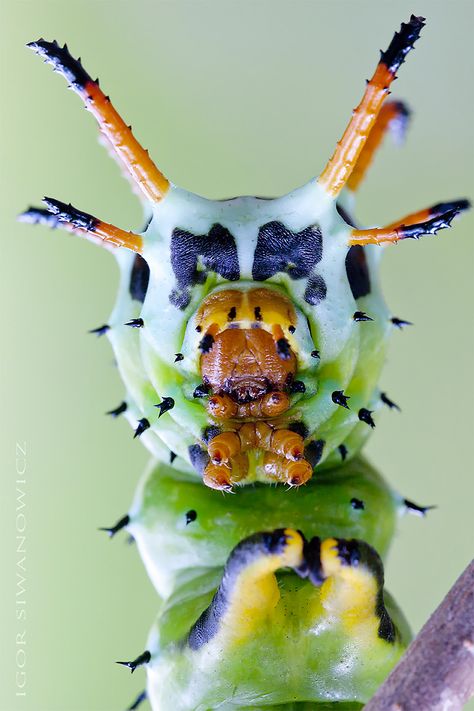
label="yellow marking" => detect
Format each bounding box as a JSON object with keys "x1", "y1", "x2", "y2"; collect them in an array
[
  {"x1": 219, "y1": 529, "x2": 304, "y2": 645},
  {"x1": 319, "y1": 538, "x2": 380, "y2": 642},
  {"x1": 195, "y1": 288, "x2": 298, "y2": 349}
]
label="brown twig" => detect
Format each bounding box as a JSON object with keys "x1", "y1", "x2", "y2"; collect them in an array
[{"x1": 365, "y1": 559, "x2": 474, "y2": 711}]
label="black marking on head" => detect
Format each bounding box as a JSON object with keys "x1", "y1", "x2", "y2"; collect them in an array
[
  {"x1": 27, "y1": 39, "x2": 93, "y2": 90},
  {"x1": 288, "y1": 421, "x2": 309, "y2": 439},
  {"x1": 185, "y1": 509, "x2": 197, "y2": 525},
  {"x1": 116, "y1": 650, "x2": 151, "y2": 674},
  {"x1": 252, "y1": 221, "x2": 323, "y2": 282},
  {"x1": 106, "y1": 401, "x2": 127, "y2": 418},
  {"x1": 304, "y1": 439, "x2": 325, "y2": 468},
  {"x1": 304, "y1": 274, "x2": 327, "y2": 306},
  {"x1": 129, "y1": 254, "x2": 150, "y2": 303},
  {"x1": 169, "y1": 451, "x2": 177, "y2": 464},
  {"x1": 332, "y1": 390, "x2": 350, "y2": 409},
  {"x1": 310, "y1": 349, "x2": 320, "y2": 359},
  {"x1": 193, "y1": 383, "x2": 210, "y2": 398},
  {"x1": 199, "y1": 333, "x2": 215, "y2": 353},
  {"x1": 134, "y1": 418, "x2": 150, "y2": 438},
  {"x1": 391, "y1": 316, "x2": 413, "y2": 329},
  {"x1": 345, "y1": 246, "x2": 371, "y2": 299},
  {"x1": 379, "y1": 15, "x2": 425, "y2": 75},
  {"x1": 155, "y1": 397, "x2": 174, "y2": 418},
  {"x1": 43, "y1": 197, "x2": 99, "y2": 231},
  {"x1": 381, "y1": 392, "x2": 401, "y2": 411},
  {"x1": 276, "y1": 337, "x2": 291, "y2": 360},
  {"x1": 188, "y1": 444, "x2": 210, "y2": 474},
  {"x1": 89, "y1": 323, "x2": 110, "y2": 336},
  {"x1": 201, "y1": 426, "x2": 221, "y2": 444},
  {"x1": 98, "y1": 514, "x2": 130, "y2": 538},
  {"x1": 353, "y1": 311, "x2": 373, "y2": 322},
  {"x1": 288, "y1": 325, "x2": 296, "y2": 334},
  {"x1": 289, "y1": 380, "x2": 306, "y2": 394},
  {"x1": 174, "y1": 353, "x2": 184, "y2": 363},
  {"x1": 403, "y1": 499, "x2": 436, "y2": 517},
  {"x1": 125, "y1": 318, "x2": 144, "y2": 328},
  {"x1": 338, "y1": 444, "x2": 348, "y2": 461},
  {"x1": 227, "y1": 306, "x2": 237, "y2": 321},
  {"x1": 351, "y1": 497, "x2": 365, "y2": 510},
  {"x1": 358, "y1": 408, "x2": 375, "y2": 428},
  {"x1": 170, "y1": 224, "x2": 239, "y2": 309},
  {"x1": 127, "y1": 689, "x2": 147, "y2": 711}
]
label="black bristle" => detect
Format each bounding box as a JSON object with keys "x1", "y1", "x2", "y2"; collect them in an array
[
  {"x1": 338, "y1": 444, "x2": 348, "y2": 461},
  {"x1": 125, "y1": 318, "x2": 144, "y2": 328},
  {"x1": 134, "y1": 418, "x2": 150, "y2": 438},
  {"x1": 403, "y1": 498, "x2": 436, "y2": 517},
  {"x1": 116, "y1": 650, "x2": 151, "y2": 674},
  {"x1": 353, "y1": 311, "x2": 373, "y2": 322},
  {"x1": 380, "y1": 392, "x2": 401, "y2": 411},
  {"x1": 289, "y1": 380, "x2": 306, "y2": 394},
  {"x1": 332, "y1": 390, "x2": 351, "y2": 409},
  {"x1": 199, "y1": 333, "x2": 215, "y2": 353},
  {"x1": 391, "y1": 316, "x2": 413, "y2": 329},
  {"x1": 127, "y1": 689, "x2": 147, "y2": 711},
  {"x1": 89, "y1": 323, "x2": 110, "y2": 336},
  {"x1": 193, "y1": 383, "x2": 210, "y2": 398},
  {"x1": 276, "y1": 337, "x2": 292, "y2": 360},
  {"x1": 358, "y1": 408, "x2": 375, "y2": 428},
  {"x1": 185, "y1": 509, "x2": 197, "y2": 525},
  {"x1": 99, "y1": 514, "x2": 130, "y2": 538},
  {"x1": 155, "y1": 397, "x2": 175, "y2": 418},
  {"x1": 106, "y1": 401, "x2": 127, "y2": 418}
]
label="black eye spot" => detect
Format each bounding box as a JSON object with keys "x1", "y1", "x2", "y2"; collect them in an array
[
  {"x1": 185, "y1": 509, "x2": 197, "y2": 525},
  {"x1": 351, "y1": 498, "x2": 365, "y2": 510},
  {"x1": 288, "y1": 325, "x2": 296, "y2": 334}
]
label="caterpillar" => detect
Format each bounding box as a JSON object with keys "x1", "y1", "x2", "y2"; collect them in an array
[{"x1": 20, "y1": 13, "x2": 469, "y2": 710}]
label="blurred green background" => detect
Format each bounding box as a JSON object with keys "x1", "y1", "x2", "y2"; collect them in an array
[{"x1": 1, "y1": 1, "x2": 473, "y2": 709}]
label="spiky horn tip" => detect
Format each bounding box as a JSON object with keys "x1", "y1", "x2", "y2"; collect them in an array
[
  {"x1": 27, "y1": 38, "x2": 92, "y2": 91},
  {"x1": 116, "y1": 650, "x2": 151, "y2": 674},
  {"x1": 43, "y1": 197, "x2": 98, "y2": 232},
  {"x1": 401, "y1": 208, "x2": 463, "y2": 240},
  {"x1": 380, "y1": 15, "x2": 426, "y2": 74},
  {"x1": 18, "y1": 206, "x2": 62, "y2": 228}
]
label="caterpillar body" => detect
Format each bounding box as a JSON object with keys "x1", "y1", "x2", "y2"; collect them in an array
[{"x1": 20, "y1": 14, "x2": 469, "y2": 710}]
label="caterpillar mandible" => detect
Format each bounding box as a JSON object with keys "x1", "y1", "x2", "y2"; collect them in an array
[{"x1": 19, "y1": 12, "x2": 470, "y2": 711}]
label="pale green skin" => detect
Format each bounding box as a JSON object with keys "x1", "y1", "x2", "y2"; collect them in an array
[
  {"x1": 107, "y1": 182, "x2": 391, "y2": 478},
  {"x1": 144, "y1": 564, "x2": 410, "y2": 711},
  {"x1": 128, "y1": 455, "x2": 404, "y2": 600}
]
